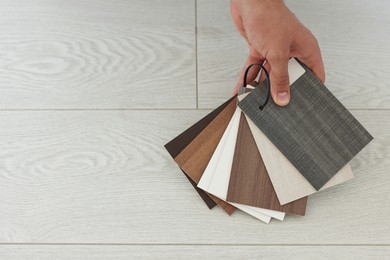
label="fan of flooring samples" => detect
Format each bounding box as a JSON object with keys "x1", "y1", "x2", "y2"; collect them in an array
[{"x1": 164, "y1": 58, "x2": 373, "y2": 223}]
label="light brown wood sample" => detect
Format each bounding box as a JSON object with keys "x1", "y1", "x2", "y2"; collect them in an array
[
  {"x1": 226, "y1": 113, "x2": 307, "y2": 216},
  {"x1": 175, "y1": 97, "x2": 237, "y2": 215},
  {"x1": 165, "y1": 96, "x2": 236, "y2": 209}
]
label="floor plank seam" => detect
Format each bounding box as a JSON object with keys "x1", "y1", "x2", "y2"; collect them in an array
[
  {"x1": 0, "y1": 243, "x2": 389, "y2": 247},
  {"x1": 195, "y1": 0, "x2": 199, "y2": 110}
]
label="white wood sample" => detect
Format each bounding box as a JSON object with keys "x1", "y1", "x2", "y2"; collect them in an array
[
  {"x1": 198, "y1": 108, "x2": 270, "y2": 223},
  {"x1": 286, "y1": 58, "x2": 306, "y2": 83},
  {"x1": 198, "y1": 107, "x2": 285, "y2": 222}
]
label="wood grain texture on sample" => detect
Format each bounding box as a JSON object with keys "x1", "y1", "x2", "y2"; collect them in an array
[
  {"x1": 165, "y1": 96, "x2": 235, "y2": 158},
  {"x1": 174, "y1": 97, "x2": 238, "y2": 215},
  {"x1": 239, "y1": 59, "x2": 373, "y2": 190},
  {"x1": 226, "y1": 114, "x2": 307, "y2": 216},
  {"x1": 246, "y1": 114, "x2": 353, "y2": 205},
  {"x1": 197, "y1": 107, "x2": 285, "y2": 223},
  {"x1": 246, "y1": 114, "x2": 354, "y2": 205},
  {"x1": 165, "y1": 96, "x2": 236, "y2": 209},
  {"x1": 237, "y1": 94, "x2": 354, "y2": 205}
]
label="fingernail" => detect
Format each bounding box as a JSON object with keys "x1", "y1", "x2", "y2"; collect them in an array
[{"x1": 277, "y1": 91, "x2": 290, "y2": 106}]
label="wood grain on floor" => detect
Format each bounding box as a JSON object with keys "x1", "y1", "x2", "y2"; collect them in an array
[
  {"x1": 0, "y1": 0, "x2": 389, "y2": 258},
  {"x1": 0, "y1": 245, "x2": 389, "y2": 260},
  {"x1": 0, "y1": 0, "x2": 196, "y2": 109},
  {"x1": 0, "y1": 110, "x2": 387, "y2": 245}
]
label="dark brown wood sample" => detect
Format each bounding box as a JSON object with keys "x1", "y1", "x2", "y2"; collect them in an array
[
  {"x1": 165, "y1": 95, "x2": 235, "y2": 158},
  {"x1": 226, "y1": 113, "x2": 308, "y2": 216},
  {"x1": 182, "y1": 170, "x2": 216, "y2": 209},
  {"x1": 164, "y1": 96, "x2": 236, "y2": 209},
  {"x1": 174, "y1": 97, "x2": 238, "y2": 215}
]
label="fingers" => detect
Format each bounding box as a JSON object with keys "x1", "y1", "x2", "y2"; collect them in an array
[
  {"x1": 230, "y1": 0, "x2": 248, "y2": 42},
  {"x1": 300, "y1": 47, "x2": 325, "y2": 83},
  {"x1": 268, "y1": 53, "x2": 291, "y2": 106},
  {"x1": 233, "y1": 48, "x2": 264, "y2": 95},
  {"x1": 294, "y1": 31, "x2": 325, "y2": 83},
  {"x1": 258, "y1": 61, "x2": 271, "y2": 83}
]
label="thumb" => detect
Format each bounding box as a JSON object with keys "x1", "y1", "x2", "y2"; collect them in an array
[{"x1": 268, "y1": 54, "x2": 290, "y2": 106}]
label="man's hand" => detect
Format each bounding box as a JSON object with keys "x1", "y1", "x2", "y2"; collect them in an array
[{"x1": 231, "y1": 0, "x2": 325, "y2": 106}]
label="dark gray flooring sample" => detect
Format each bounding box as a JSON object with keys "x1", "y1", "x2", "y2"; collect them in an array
[{"x1": 238, "y1": 64, "x2": 373, "y2": 190}]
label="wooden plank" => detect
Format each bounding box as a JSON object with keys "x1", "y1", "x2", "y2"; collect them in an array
[
  {"x1": 197, "y1": 0, "x2": 247, "y2": 108},
  {"x1": 0, "y1": 0, "x2": 196, "y2": 109},
  {"x1": 0, "y1": 110, "x2": 388, "y2": 244},
  {"x1": 197, "y1": 0, "x2": 390, "y2": 109},
  {"x1": 227, "y1": 113, "x2": 307, "y2": 215},
  {"x1": 288, "y1": 0, "x2": 390, "y2": 110},
  {"x1": 174, "y1": 97, "x2": 237, "y2": 215},
  {"x1": 197, "y1": 108, "x2": 280, "y2": 223},
  {"x1": 164, "y1": 97, "x2": 237, "y2": 210},
  {"x1": 0, "y1": 245, "x2": 389, "y2": 259}
]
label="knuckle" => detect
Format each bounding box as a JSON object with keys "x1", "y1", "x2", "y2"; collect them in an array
[
  {"x1": 273, "y1": 74, "x2": 290, "y2": 88},
  {"x1": 268, "y1": 51, "x2": 289, "y2": 63}
]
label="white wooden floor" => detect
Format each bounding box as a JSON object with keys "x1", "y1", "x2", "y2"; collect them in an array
[{"x1": 0, "y1": 0, "x2": 389, "y2": 259}]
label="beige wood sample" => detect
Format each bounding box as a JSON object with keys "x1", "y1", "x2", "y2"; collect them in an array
[
  {"x1": 197, "y1": 108, "x2": 286, "y2": 223},
  {"x1": 246, "y1": 115, "x2": 354, "y2": 204},
  {"x1": 226, "y1": 114, "x2": 307, "y2": 216}
]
